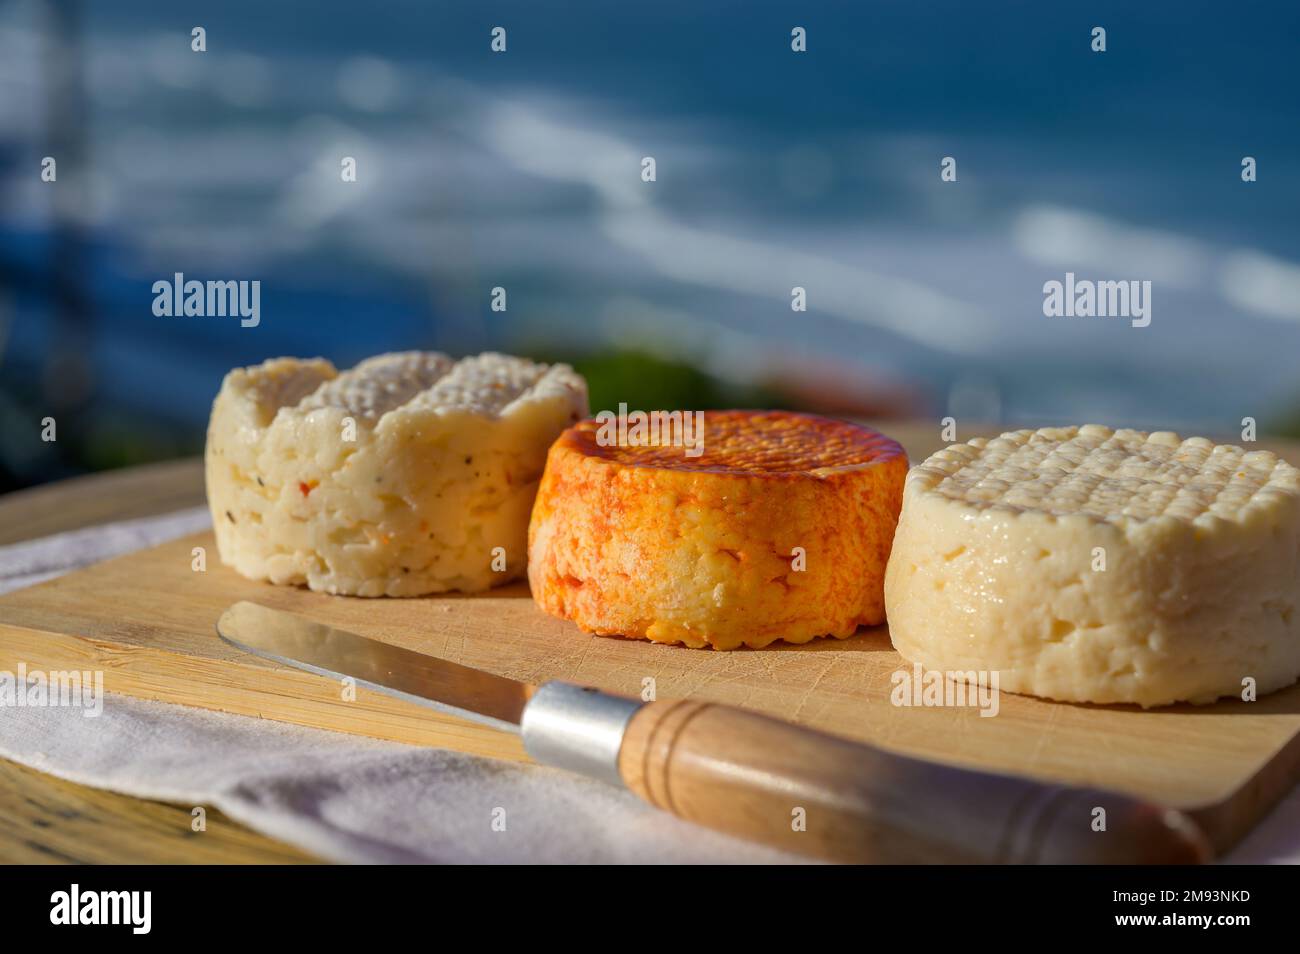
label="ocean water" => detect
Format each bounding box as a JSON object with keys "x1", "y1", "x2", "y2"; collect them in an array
[{"x1": 1, "y1": 0, "x2": 1298, "y2": 436}]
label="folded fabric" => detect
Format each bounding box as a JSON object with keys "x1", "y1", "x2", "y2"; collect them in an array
[{"x1": 0, "y1": 688, "x2": 800, "y2": 863}]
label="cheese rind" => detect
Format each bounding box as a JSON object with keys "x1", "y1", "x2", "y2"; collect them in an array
[
  {"x1": 884, "y1": 425, "x2": 1300, "y2": 706},
  {"x1": 205, "y1": 352, "x2": 588, "y2": 596},
  {"x1": 528, "y1": 411, "x2": 908, "y2": 649}
]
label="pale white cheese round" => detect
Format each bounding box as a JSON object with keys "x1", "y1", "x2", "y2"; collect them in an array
[
  {"x1": 205, "y1": 352, "x2": 588, "y2": 596},
  {"x1": 884, "y1": 425, "x2": 1300, "y2": 707}
]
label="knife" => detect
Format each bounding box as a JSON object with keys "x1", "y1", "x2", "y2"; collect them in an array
[{"x1": 216, "y1": 601, "x2": 1210, "y2": 864}]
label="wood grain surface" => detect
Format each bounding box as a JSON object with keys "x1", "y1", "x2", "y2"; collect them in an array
[
  {"x1": 0, "y1": 760, "x2": 316, "y2": 864},
  {"x1": 3, "y1": 525, "x2": 1299, "y2": 855},
  {"x1": 3, "y1": 424, "x2": 1299, "y2": 863},
  {"x1": 0, "y1": 458, "x2": 205, "y2": 546}
]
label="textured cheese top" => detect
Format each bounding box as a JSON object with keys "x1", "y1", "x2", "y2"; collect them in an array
[
  {"x1": 909, "y1": 424, "x2": 1300, "y2": 526},
  {"x1": 403, "y1": 353, "x2": 582, "y2": 418},
  {"x1": 563, "y1": 410, "x2": 905, "y2": 476},
  {"x1": 256, "y1": 351, "x2": 584, "y2": 425},
  {"x1": 297, "y1": 352, "x2": 453, "y2": 421},
  {"x1": 230, "y1": 357, "x2": 334, "y2": 427}
]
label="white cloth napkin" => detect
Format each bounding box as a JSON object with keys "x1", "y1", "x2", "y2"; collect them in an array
[{"x1": 0, "y1": 508, "x2": 1296, "y2": 863}]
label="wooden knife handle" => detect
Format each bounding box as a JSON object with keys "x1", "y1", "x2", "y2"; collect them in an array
[{"x1": 616, "y1": 700, "x2": 1212, "y2": 864}]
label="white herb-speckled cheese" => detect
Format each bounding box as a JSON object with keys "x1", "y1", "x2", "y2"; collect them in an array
[
  {"x1": 205, "y1": 352, "x2": 588, "y2": 596},
  {"x1": 884, "y1": 425, "x2": 1300, "y2": 707}
]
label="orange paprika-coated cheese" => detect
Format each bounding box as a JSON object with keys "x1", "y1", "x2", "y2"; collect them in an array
[{"x1": 528, "y1": 410, "x2": 907, "y2": 649}]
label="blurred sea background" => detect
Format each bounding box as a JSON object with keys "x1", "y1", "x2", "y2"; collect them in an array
[{"x1": 1, "y1": 0, "x2": 1299, "y2": 491}]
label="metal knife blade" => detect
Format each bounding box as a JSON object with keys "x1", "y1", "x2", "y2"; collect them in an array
[{"x1": 216, "y1": 601, "x2": 533, "y2": 733}]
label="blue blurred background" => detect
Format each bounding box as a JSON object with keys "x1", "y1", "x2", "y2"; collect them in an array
[{"x1": 2, "y1": 0, "x2": 1298, "y2": 491}]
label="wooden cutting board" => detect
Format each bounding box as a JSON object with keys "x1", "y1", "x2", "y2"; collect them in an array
[{"x1": 1, "y1": 529, "x2": 1298, "y2": 856}]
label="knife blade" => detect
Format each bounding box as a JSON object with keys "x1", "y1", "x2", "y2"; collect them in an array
[
  {"x1": 217, "y1": 600, "x2": 533, "y2": 733},
  {"x1": 217, "y1": 600, "x2": 642, "y2": 784},
  {"x1": 216, "y1": 600, "x2": 1212, "y2": 864}
]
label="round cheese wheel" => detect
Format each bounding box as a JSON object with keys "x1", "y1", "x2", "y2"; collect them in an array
[
  {"x1": 528, "y1": 410, "x2": 907, "y2": 649},
  {"x1": 205, "y1": 352, "x2": 587, "y2": 596},
  {"x1": 884, "y1": 425, "x2": 1300, "y2": 706}
]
